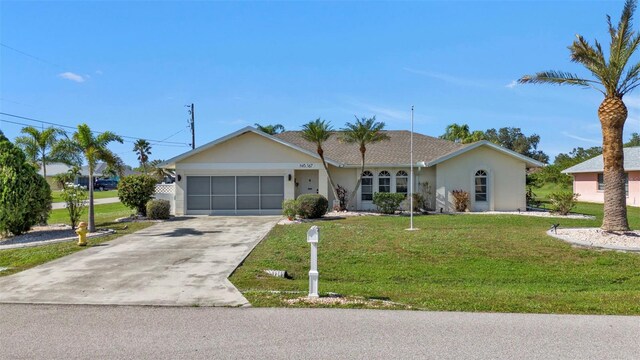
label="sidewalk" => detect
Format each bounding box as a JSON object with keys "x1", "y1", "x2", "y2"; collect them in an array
[{"x1": 52, "y1": 197, "x2": 120, "y2": 210}]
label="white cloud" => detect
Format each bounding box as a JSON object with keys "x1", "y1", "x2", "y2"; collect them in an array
[
  {"x1": 58, "y1": 72, "x2": 86, "y2": 83},
  {"x1": 561, "y1": 131, "x2": 600, "y2": 143},
  {"x1": 95, "y1": 70, "x2": 103, "y2": 75},
  {"x1": 505, "y1": 80, "x2": 518, "y2": 89}
]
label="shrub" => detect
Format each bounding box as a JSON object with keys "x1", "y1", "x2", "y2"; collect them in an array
[
  {"x1": 451, "y1": 189, "x2": 470, "y2": 212},
  {"x1": 146, "y1": 199, "x2": 171, "y2": 220},
  {"x1": 335, "y1": 184, "x2": 348, "y2": 211},
  {"x1": 0, "y1": 134, "x2": 52, "y2": 236},
  {"x1": 60, "y1": 183, "x2": 88, "y2": 229},
  {"x1": 296, "y1": 194, "x2": 328, "y2": 219},
  {"x1": 373, "y1": 192, "x2": 405, "y2": 214},
  {"x1": 117, "y1": 174, "x2": 158, "y2": 216},
  {"x1": 282, "y1": 199, "x2": 299, "y2": 219},
  {"x1": 548, "y1": 191, "x2": 579, "y2": 215}
]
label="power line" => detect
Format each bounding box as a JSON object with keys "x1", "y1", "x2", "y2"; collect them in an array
[
  {"x1": 0, "y1": 112, "x2": 190, "y2": 146},
  {"x1": 0, "y1": 43, "x2": 65, "y2": 69},
  {"x1": 0, "y1": 117, "x2": 190, "y2": 148}
]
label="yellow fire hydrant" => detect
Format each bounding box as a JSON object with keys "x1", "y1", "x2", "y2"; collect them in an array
[{"x1": 76, "y1": 221, "x2": 88, "y2": 246}]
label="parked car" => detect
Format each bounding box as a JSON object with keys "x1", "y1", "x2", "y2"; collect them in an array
[{"x1": 94, "y1": 179, "x2": 118, "y2": 191}]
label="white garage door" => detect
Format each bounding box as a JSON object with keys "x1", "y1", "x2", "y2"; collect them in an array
[{"x1": 186, "y1": 176, "x2": 284, "y2": 215}]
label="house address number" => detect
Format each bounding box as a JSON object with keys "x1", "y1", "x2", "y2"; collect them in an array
[{"x1": 298, "y1": 163, "x2": 315, "y2": 168}]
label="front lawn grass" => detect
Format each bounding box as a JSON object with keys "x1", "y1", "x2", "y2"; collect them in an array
[
  {"x1": 0, "y1": 203, "x2": 152, "y2": 277},
  {"x1": 51, "y1": 189, "x2": 118, "y2": 203},
  {"x1": 230, "y1": 204, "x2": 640, "y2": 314}
]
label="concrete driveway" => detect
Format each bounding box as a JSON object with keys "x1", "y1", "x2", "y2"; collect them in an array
[{"x1": 0, "y1": 216, "x2": 279, "y2": 307}]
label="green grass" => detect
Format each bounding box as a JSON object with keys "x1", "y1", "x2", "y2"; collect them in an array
[
  {"x1": 0, "y1": 203, "x2": 151, "y2": 277},
  {"x1": 230, "y1": 203, "x2": 640, "y2": 314},
  {"x1": 51, "y1": 190, "x2": 118, "y2": 203},
  {"x1": 531, "y1": 183, "x2": 571, "y2": 201}
]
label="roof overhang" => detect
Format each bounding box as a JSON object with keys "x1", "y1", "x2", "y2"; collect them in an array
[
  {"x1": 425, "y1": 141, "x2": 545, "y2": 168},
  {"x1": 562, "y1": 167, "x2": 640, "y2": 174},
  {"x1": 158, "y1": 126, "x2": 341, "y2": 169}
]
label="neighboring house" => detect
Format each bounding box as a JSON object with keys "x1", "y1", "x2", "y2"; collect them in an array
[
  {"x1": 562, "y1": 146, "x2": 640, "y2": 207},
  {"x1": 159, "y1": 126, "x2": 543, "y2": 216}
]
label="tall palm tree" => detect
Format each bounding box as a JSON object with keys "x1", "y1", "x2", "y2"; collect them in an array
[
  {"x1": 341, "y1": 116, "x2": 390, "y2": 206},
  {"x1": 133, "y1": 139, "x2": 152, "y2": 174},
  {"x1": 301, "y1": 119, "x2": 340, "y2": 205},
  {"x1": 64, "y1": 124, "x2": 123, "y2": 232},
  {"x1": 519, "y1": 0, "x2": 640, "y2": 231},
  {"x1": 255, "y1": 123, "x2": 285, "y2": 135},
  {"x1": 14, "y1": 126, "x2": 66, "y2": 178}
]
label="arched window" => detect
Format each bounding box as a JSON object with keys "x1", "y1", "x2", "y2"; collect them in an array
[
  {"x1": 396, "y1": 170, "x2": 408, "y2": 196},
  {"x1": 361, "y1": 171, "x2": 373, "y2": 201},
  {"x1": 378, "y1": 171, "x2": 391, "y2": 193},
  {"x1": 475, "y1": 170, "x2": 487, "y2": 202}
]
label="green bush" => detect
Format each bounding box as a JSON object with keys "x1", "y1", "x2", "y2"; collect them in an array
[
  {"x1": 373, "y1": 192, "x2": 405, "y2": 214},
  {"x1": 146, "y1": 199, "x2": 171, "y2": 220},
  {"x1": 60, "y1": 183, "x2": 88, "y2": 229},
  {"x1": 296, "y1": 194, "x2": 328, "y2": 219},
  {"x1": 117, "y1": 174, "x2": 158, "y2": 216},
  {"x1": 548, "y1": 191, "x2": 579, "y2": 215},
  {"x1": 282, "y1": 199, "x2": 299, "y2": 219},
  {"x1": 0, "y1": 133, "x2": 52, "y2": 236}
]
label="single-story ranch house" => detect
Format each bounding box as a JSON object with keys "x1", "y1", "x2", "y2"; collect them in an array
[
  {"x1": 158, "y1": 126, "x2": 543, "y2": 215},
  {"x1": 562, "y1": 146, "x2": 640, "y2": 207}
]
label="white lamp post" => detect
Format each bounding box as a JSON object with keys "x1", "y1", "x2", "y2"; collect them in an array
[{"x1": 307, "y1": 225, "x2": 319, "y2": 298}]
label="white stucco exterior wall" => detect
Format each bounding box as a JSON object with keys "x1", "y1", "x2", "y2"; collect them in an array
[{"x1": 435, "y1": 146, "x2": 527, "y2": 212}]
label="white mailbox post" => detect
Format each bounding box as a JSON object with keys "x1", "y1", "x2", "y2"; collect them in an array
[{"x1": 307, "y1": 225, "x2": 319, "y2": 298}]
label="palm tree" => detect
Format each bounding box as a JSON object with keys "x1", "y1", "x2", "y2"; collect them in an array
[
  {"x1": 64, "y1": 124, "x2": 123, "y2": 232},
  {"x1": 440, "y1": 123, "x2": 485, "y2": 144},
  {"x1": 14, "y1": 126, "x2": 66, "y2": 178},
  {"x1": 341, "y1": 116, "x2": 390, "y2": 206},
  {"x1": 301, "y1": 119, "x2": 340, "y2": 205},
  {"x1": 519, "y1": 0, "x2": 640, "y2": 231},
  {"x1": 255, "y1": 123, "x2": 285, "y2": 135},
  {"x1": 133, "y1": 139, "x2": 152, "y2": 174}
]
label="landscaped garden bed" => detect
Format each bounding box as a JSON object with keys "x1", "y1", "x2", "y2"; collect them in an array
[{"x1": 230, "y1": 202, "x2": 640, "y2": 315}]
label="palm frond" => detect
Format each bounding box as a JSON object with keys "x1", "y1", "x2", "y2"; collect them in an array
[{"x1": 518, "y1": 71, "x2": 603, "y2": 93}]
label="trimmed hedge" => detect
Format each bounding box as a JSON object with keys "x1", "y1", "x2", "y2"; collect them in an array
[
  {"x1": 146, "y1": 199, "x2": 171, "y2": 220},
  {"x1": 117, "y1": 175, "x2": 158, "y2": 216},
  {"x1": 296, "y1": 194, "x2": 328, "y2": 219},
  {"x1": 373, "y1": 192, "x2": 405, "y2": 214}
]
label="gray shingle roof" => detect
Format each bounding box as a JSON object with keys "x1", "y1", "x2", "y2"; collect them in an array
[
  {"x1": 562, "y1": 147, "x2": 640, "y2": 173},
  {"x1": 273, "y1": 130, "x2": 465, "y2": 166}
]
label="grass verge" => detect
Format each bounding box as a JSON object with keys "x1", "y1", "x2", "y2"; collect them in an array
[
  {"x1": 0, "y1": 203, "x2": 152, "y2": 277},
  {"x1": 230, "y1": 203, "x2": 640, "y2": 314}
]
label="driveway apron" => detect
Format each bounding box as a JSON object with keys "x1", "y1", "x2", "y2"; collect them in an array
[{"x1": 0, "y1": 216, "x2": 279, "y2": 306}]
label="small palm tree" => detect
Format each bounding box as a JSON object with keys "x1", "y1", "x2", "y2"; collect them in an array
[
  {"x1": 255, "y1": 123, "x2": 285, "y2": 135},
  {"x1": 14, "y1": 126, "x2": 66, "y2": 178},
  {"x1": 133, "y1": 139, "x2": 152, "y2": 174},
  {"x1": 63, "y1": 124, "x2": 123, "y2": 232},
  {"x1": 301, "y1": 119, "x2": 340, "y2": 204},
  {"x1": 341, "y1": 116, "x2": 390, "y2": 206},
  {"x1": 519, "y1": 0, "x2": 640, "y2": 231}
]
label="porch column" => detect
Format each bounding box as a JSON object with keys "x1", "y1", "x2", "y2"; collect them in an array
[{"x1": 318, "y1": 168, "x2": 329, "y2": 199}]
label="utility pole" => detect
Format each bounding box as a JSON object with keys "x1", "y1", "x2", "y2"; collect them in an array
[{"x1": 187, "y1": 103, "x2": 195, "y2": 149}]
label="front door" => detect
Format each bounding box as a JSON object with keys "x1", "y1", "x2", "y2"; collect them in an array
[
  {"x1": 295, "y1": 170, "x2": 319, "y2": 198},
  {"x1": 473, "y1": 170, "x2": 490, "y2": 211}
]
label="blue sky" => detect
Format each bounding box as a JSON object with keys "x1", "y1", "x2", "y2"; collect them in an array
[{"x1": 2, "y1": 0, "x2": 640, "y2": 167}]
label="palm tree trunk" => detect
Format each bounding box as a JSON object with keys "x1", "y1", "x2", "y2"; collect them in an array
[
  {"x1": 319, "y1": 153, "x2": 340, "y2": 207},
  {"x1": 42, "y1": 147, "x2": 47, "y2": 178},
  {"x1": 346, "y1": 149, "x2": 366, "y2": 208},
  {"x1": 599, "y1": 96, "x2": 630, "y2": 231},
  {"x1": 88, "y1": 172, "x2": 96, "y2": 232}
]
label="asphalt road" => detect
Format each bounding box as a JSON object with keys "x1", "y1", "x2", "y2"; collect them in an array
[{"x1": 1, "y1": 305, "x2": 638, "y2": 359}]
